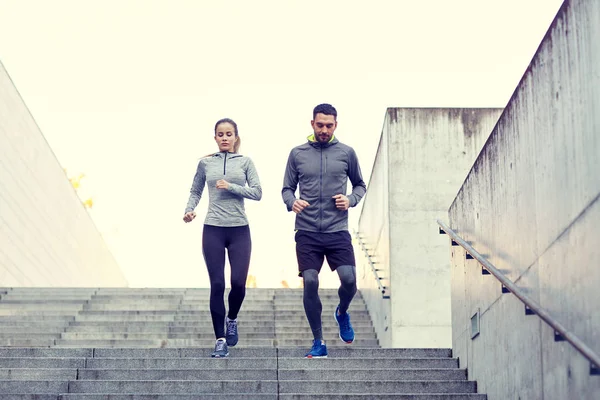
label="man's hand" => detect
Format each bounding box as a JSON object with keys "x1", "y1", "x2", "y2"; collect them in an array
[
  {"x1": 332, "y1": 194, "x2": 350, "y2": 211},
  {"x1": 292, "y1": 199, "x2": 310, "y2": 214},
  {"x1": 216, "y1": 179, "x2": 230, "y2": 190},
  {"x1": 183, "y1": 211, "x2": 196, "y2": 223}
]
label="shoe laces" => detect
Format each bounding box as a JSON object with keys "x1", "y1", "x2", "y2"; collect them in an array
[
  {"x1": 215, "y1": 339, "x2": 226, "y2": 352},
  {"x1": 339, "y1": 312, "x2": 351, "y2": 330},
  {"x1": 311, "y1": 339, "x2": 323, "y2": 351},
  {"x1": 226, "y1": 319, "x2": 237, "y2": 335}
]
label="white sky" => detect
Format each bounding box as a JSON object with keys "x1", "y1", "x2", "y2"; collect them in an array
[{"x1": 0, "y1": 0, "x2": 563, "y2": 288}]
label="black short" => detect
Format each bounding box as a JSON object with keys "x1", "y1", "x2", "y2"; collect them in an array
[{"x1": 295, "y1": 230, "x2": 356, "y2": 276}]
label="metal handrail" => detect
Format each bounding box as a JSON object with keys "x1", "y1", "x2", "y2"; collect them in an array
[
  {"x1": 353, "y1": 230, "x2": 390, "y2": 299},
  {"x1": 437, "y1": 219, "x2": 600, "y2": 374}
]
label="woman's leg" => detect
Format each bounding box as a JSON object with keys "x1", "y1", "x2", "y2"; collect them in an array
[
  {"x1": 202, "y1": 225, "x2": 227, "y2": 339},
  {"x1": 226, "y1": 225, "x2": 251, "y2": 319}
]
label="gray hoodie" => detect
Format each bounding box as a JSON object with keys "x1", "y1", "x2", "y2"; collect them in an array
[
  {"x1": 185, "y1": 152, "x2": 262, "y2": 227},
  {"x1": 282, "y1": 135, "x2": 366, "y2": 233}
]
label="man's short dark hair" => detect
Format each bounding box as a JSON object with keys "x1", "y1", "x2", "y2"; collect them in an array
[{"x1": 313, "y1": 103, "x2": 337, "y2": 120}]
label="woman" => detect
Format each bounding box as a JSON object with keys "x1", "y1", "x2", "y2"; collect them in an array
[{"x1": 183, "y1": 118, "x2": 262, "y2": 358}]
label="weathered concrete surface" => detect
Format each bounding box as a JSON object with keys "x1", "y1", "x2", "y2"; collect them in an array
[
  {"x1": 357, "y1": 107, "x2": 502, "y2": 348},
  {"x1": 0, "y1": 61, "x2": 127, "y2": 286},
  {"x1": 448, "y1": 1, "x2": 600, "y2": 399}
]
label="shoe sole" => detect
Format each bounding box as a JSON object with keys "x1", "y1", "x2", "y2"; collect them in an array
[
  {"x1": 334, "y1": 309, "x2": 355, "y2": 344},
  {"x1": 305, "y1": 355, "x2": 327, "y2": 359},
  {"x1": 211, "y1": 353, "x2": 229, "y2": 358}
]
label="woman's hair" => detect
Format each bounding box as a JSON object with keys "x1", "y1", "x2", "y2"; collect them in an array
[{"x1": 215, "y1": 118, "x2": 241, "y2": 153}]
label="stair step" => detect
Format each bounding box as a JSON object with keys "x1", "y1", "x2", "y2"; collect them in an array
[
  {"x1": 278, "y1": 380, "x2": 477, "y2": 394},
  {"x1": 78, "y1": 368, "x2": 277, "y2": 380},
  {"x1": 58, "y1": 395, "x2": 278, "y2": 400},
  {"x1": 67, "y1": 380, "x2": 279, "y2": 394}
]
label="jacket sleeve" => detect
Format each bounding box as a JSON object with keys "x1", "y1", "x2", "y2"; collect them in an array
[
  {"x1": 281, "y1": 149, "x2": 299, "y2": 211},
  {"x1": 227, "y1": 158, "x2": 263, "y2": 201},
  {"x1": 185, "y1": 160, "x2": 206, "y2": 213},
  {"x1": 346, "y1": 148, "x2": 367, "y2": 207}
]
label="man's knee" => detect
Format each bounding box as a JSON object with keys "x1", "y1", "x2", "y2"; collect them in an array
[
  {"x1": 338, "y1": 265, "x2": 357, "y2": 288},
  {"x1": 302, "y1": 269, "x2": 320, "y2": 292}
]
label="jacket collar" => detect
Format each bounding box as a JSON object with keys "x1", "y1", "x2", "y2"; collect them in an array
[{"x1": 307, "y1": 134, "x2": 338, "y2": 148}]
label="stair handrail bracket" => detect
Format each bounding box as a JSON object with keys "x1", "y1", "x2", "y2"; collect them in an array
[
  {"x1": 353, "y1": 230, "x2": 390, "y2": 299},
  {"x1": 437, "y1": 219, "x2": 600, "y2": 375}
]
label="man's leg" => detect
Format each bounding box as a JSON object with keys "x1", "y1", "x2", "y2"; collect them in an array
[
  {"x1": 334, "y1": 264, "x2": 356, "y2": 343},
  {"x1": 336, "y1": 265, "x2": 357, "y2": 315}
]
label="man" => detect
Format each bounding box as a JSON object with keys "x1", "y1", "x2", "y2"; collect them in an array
[{"x1": 282, "y1": 103, "x2": 367, "y2": 358}]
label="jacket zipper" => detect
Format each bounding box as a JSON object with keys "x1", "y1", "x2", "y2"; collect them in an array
[
  {"x1": 319, "y1": 147, "x2": 323, "y2": 232},
  {"x1": 223, "y1": 152, "x2": 228, "y2": 175}
]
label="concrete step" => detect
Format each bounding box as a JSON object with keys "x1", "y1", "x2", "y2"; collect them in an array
[
  {"x1": 63, "y1": 321, "x2": 374, "y2": 329},
  {"x1": 0, "y1": 310, "x2": 81, "y2": 316},
  {"x1": 58, "y1": 395, "x2": 279, "y2": 400},
  {"x1": 78, "y1": 368, "x2": 277, "y2": 380},
  {"x1": 0, "y1": 395, "x2": 61, "y2": 400},
  {"x1": 85, "y1": 358, "x2": 277, "y2": 369},
  {"x1": 0, "y1": 339, "x2": 55, "y2": 346},
  {"x1": 0, "y1": 317, "x2": 75, "y2": 323},
  {"x1": 0, "y1": 380, "x2": 68, "y2": 394},
  {"x1": 278, "y1": 396, "x2": 486, "y2": 400},
  {"x1": 52, "y1": 339, "x2": 278, "y2": 347},
  {"x1": 0, "y1": 358, "x2": 86, "y2": 368},
  {"x1": 278, "y1": 358, "x2": 458, "y2": 369},
  {"x1": 67, "y1": 380, "x2": 279, "y2": 394},
  {"x1": 0, "y1": 348, "x2": 93, "y2": 357},
  {"x1": 0, "y1": 327, "x2": 68, "y2": 334},
  {"x1": 277, "y1": 368, "x2": 467, "y2": 381},
  {"x1": 47, "y1": 396, "x2": 484, "y2": 400},
  {"x1": 278, "y1": 380, "x2": 477, "y2": 394},
  {"x1": 277, "y1": 348, "x2": 452, "y2": 358},
  {"x1": 0, "y1": 300, "x2": 88, "y2": 305},
  {"x1": 0, "y1": 368, "x2": 77, "y2": 379},
  {"x1": 0, "y1": 334, "x2": 61, "y2": 339},
  {"x1": 62, "y1": 326, "x2": 375, "y2": 334}
]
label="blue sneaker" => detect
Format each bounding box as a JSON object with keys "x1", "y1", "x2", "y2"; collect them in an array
[
  {"x1": 305, "y1": 339, "x2": 328, "y2": 358},
  {"x1": 335, "y1": 305, "x2": 355, "y2": 343}
]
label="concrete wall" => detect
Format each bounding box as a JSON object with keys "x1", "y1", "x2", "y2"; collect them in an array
[
  {"x1": 0, "y1": 61, "x2": 128, "y2": 287},
  {"x1": 448, "y1": 1, "x2": 600, "y2": 398},
  {"x1": 355, "y1": 126, "x2": 392, "y2": 346},
  {"x1": 357, "y1": 107, "x2": 502, "y2": 348}
]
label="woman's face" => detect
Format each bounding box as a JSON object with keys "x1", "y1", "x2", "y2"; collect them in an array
[{"x1": 214, "y1": 122, "x2": 237, "y2": 152}]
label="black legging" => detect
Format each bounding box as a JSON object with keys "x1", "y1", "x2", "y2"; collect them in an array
[
  {"x1": 302, "y1": 265, "x2": 357, "y2": 341},
  {"x1": 202, "y1": 224, "x2": 252, "y2": 339}
]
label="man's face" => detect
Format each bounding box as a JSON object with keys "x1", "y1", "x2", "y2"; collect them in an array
[{"x1": 311, "y1": 113, "x2": 337, "y2": 143}]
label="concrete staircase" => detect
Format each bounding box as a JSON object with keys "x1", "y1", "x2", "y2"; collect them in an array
[{"x1": 0, "y1": 287, "x2": 486, "y2": 399}]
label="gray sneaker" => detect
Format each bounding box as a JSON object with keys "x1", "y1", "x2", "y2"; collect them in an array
[{"x1": 211, "y1": 338, "x2": 229, "y2": 358}]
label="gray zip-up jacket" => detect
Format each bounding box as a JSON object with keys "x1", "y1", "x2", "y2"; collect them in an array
[
  {"x1": 185, "y1": 152, "x2": 262, "y2": 227},
  {"x1": 282, "y1": 135, "x2": 366, "y2": 233}
]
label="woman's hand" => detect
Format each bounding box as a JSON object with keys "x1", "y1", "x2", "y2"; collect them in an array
[
  {"x1": 216, "y1": 180, "x2": 230, "y2": 190},
  {"x1": 183, "y1": 211, "x2": 196, "y2": 223}
]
